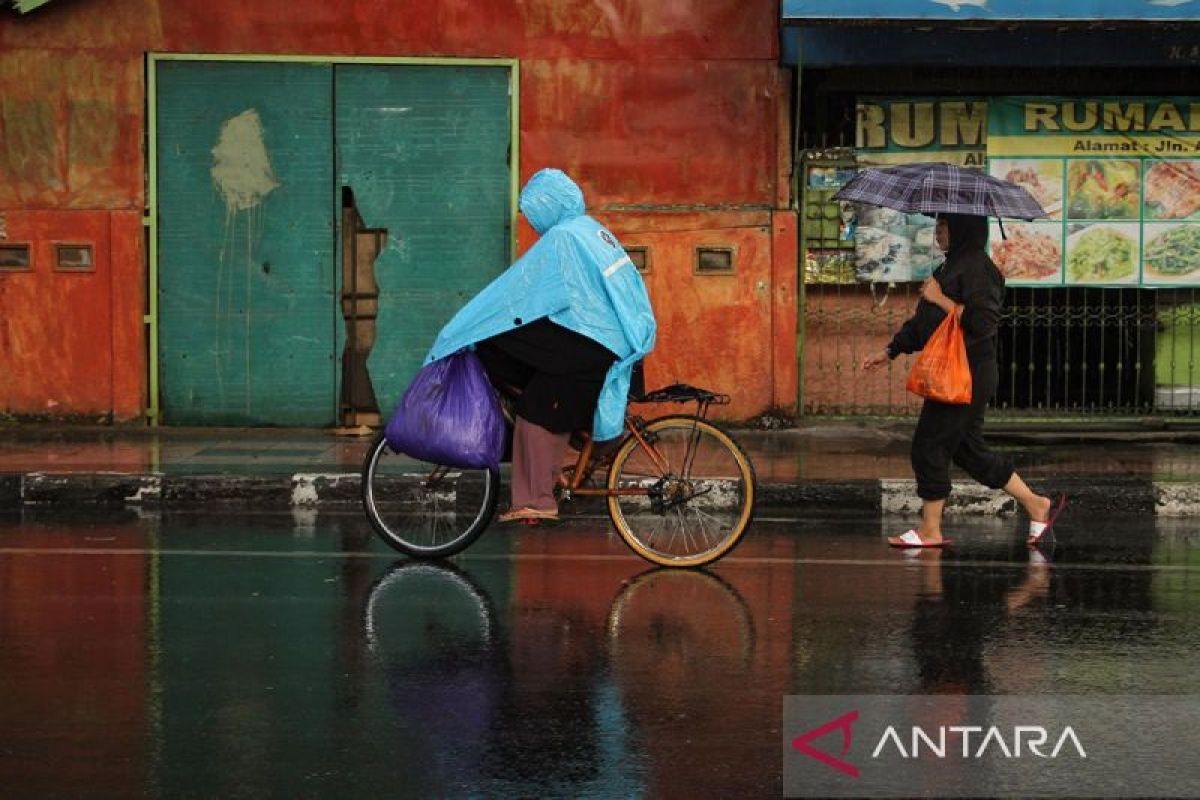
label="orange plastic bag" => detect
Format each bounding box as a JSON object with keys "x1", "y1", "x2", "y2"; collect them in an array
[{"x1": 906, "y1": 309, "x2": 972, "y2": 404}]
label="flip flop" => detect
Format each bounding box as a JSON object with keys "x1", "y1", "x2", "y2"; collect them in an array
[
  {"x1": 497, "y1": 507, "x2": 560, "y2": 524},
  {"x1": 1028, "y1": 493, "x2": 1068, "y2": 546},
  {"x1": 888, "y1": 530, "x2": 951, "y2": 548},
  {"x1": 520, "y1": 516, "x2": 562, "y2": 527}
]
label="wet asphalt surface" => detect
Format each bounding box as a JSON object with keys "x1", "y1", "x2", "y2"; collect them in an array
[{"x1": 1, "y1": 509, "x2": 1198, "y2": 798}]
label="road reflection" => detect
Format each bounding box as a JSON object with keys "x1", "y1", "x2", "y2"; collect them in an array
[
  {"x1": 1, "y1": 511, "x2": 1198, "y2": 797},
  {"x1": 362, "y1": 562, "x2": 502, "y2": 792}
]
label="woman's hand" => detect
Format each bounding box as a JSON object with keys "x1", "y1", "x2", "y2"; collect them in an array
[
  {"x1": 919, "y1": 277, "x2": 960, "y2": 316},
  {"x1": 861, "y1": 349, "x2": 890, "y2": 372}
]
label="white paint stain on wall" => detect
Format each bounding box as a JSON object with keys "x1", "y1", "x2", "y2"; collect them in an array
[
  {"x1": 211, "y1": 109, "x2": 280, "y2": 211},
  {"x1": 209, "y1": 109, "x2": 281, "y2": 411}
]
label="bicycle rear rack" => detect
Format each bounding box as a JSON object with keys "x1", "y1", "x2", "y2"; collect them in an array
[{"x1": 634, "y1": 383, "x2": 730, "y2": 406}]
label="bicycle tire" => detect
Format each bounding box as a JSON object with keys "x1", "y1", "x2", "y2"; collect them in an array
[
  {"x1": 361, "y1": 432, "x2": 499, "y2": 558},
  {"x1": 606, "y1": 415, "x2": 756, "y2": 568}
]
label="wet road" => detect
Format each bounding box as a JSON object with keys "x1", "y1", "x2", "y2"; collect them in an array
[{"x1": 1, "y1": 510, "x2": 1198, "y2": 798}]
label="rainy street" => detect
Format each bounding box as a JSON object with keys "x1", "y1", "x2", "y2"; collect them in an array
[{"x1": 1, "y1": 509, "x2": 1197, "y2": 798}]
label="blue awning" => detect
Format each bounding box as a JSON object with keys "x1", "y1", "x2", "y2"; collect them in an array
[
  {"x1": 782, "y1": 26, "x2": 1200, "y2": 66},
  {"x1": 782, "y1": 0, "x2": 1200, "y2": 22}
]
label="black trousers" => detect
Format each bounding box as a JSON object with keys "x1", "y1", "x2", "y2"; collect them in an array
[
  {"x1": 911, "y1": 358, "x2": 1014, "y2": 501},
  {"x1": 475, "y1": 319, "x2": 616, "y2": 435}
]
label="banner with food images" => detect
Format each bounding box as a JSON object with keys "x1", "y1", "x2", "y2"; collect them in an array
[
  {"x1": 987, "y1": 97, "x2": 1200, "y2": 287},
  {"x1": 853, "y1": 98, "x2": 987, "y2": 283}
]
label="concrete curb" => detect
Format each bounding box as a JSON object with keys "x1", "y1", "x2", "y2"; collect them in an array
[{"x1": 2, "y1": 471, "x2": 1180, "y2": 516}]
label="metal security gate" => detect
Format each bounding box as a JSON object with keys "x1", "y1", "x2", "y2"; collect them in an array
[
  {"x1": 797, "y1": 149, "x2": 1200, "y2": 419},
  {"x1": 802, "y1": 282, "x2": 1200, "y2": 417},
  {"x1": 153, "y1": 57, "x2": 515, "y2": 426}
]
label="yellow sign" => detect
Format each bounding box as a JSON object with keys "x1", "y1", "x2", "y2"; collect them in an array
[{"x1": 856, "y1": 99, "x2": 987, "y2": 166}]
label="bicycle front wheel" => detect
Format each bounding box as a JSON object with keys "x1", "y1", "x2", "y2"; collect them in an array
[
  {"x1": 606, "y1": 416, "x2": 755, "y2": 568},
  {"x1": 362, "y1": 433, "x2": 499, "y2": 558}
]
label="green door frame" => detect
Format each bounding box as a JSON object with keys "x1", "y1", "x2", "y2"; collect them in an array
[{"x1": 145, "y1": 52, "x2": 521, "y2": 425}]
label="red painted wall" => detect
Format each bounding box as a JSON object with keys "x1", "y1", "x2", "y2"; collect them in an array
[
  {"x1": 0, "y1": 523, "x2": 148, "y2": 795},
  {"x1": 0, "y1": 211, "x2": 144, "y2": 418},
  {"x1": 0, "y1": 0, "x2": 795, "y2": 423}
]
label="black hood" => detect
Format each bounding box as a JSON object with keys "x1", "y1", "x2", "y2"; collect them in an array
[{"x1": 943, "y1": 213, "x2": 988, "y2": 256}]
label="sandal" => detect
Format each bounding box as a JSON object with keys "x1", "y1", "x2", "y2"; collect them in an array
[
  {"x1": 888, "y1": 530, "x2": 951, "y2": 548},
  {"x1": 1027, "y1": 494, "x2": 1067, "y2": 546},
  {"x1": 497, "y1": 506, "x2": 560, "y2": 524}
]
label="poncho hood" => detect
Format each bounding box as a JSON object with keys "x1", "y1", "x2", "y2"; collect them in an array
[{"x1": 519, "y1": 168, "x2": 586, "y2": 234}]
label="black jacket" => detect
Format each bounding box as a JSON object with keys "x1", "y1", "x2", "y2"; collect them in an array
[{"x1": 887, "y1": 214, "x2": 1005, "y2": 366}]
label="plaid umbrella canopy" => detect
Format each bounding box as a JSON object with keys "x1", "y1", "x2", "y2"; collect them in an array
[{"x1": 832, "y1": 162, "x2": 1048, "y2": 220}]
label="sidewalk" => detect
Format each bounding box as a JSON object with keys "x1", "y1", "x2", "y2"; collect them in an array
[{"x1": 3, "y1": 421, "x2": 1200, "y2": 515}]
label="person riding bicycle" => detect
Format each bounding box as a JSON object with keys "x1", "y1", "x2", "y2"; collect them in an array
[{"x1": 425, "y1": 168, "x2": 657, "y2": 524}]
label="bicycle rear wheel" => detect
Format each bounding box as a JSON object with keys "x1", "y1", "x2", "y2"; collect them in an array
[
  {"x1": 362, "y1": 433, "x2": 499, "y2": 558},
  {"x1": 606, "y1": 415, "x2": 755, "y2": 568}
]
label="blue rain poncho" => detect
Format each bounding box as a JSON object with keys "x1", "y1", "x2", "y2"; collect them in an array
[{"x1": 426, "y1": 168, "x2": 657, "y2": 441}]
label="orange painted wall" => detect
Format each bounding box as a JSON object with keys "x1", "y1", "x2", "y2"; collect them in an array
[
  {"x1": 0, "y1": 0, "x2": 795, "y2": 423},
  {"x1": 0, "y1": 210, "x2": 144, "y2": 418}
]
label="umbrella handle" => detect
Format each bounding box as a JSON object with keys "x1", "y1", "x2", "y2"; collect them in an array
[{"x1": 986, "y1": 195, "x2": 1007, "y2": 240}]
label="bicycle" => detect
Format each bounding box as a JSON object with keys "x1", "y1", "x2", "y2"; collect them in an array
[{"x1": 362, "y1": 382, "x2": 756, "y2": 568}]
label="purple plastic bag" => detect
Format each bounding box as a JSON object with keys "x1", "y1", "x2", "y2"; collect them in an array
[{"x1": 384, "y1": 350, "x2": 505, "y2": 470}]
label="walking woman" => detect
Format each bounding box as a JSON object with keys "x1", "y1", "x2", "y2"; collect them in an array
[{"x1": 861, "y1": 213, "x2": 1065, "y2": 548}]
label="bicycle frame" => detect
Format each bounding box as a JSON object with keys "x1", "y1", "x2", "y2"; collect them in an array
[
  {"x1": 561, "y1": 385, "x2": 728, "y2": 499},
  {"x1": 562, "y1": 420, "x2": 665, "y2": 498}
]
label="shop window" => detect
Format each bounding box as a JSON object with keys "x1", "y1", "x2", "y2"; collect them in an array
[
  {"x1": 0, "y1": 243, "x2": 32, "y2": 271},
  {"x1": 695, "y1": 246, "x2": 734, "y2": 275},
  {"x1": 55, "y1": 243, "x2": 94, "y2": 272},
  {"x1": 626, "y1": 246, "x2": 650, "y2": 274}
]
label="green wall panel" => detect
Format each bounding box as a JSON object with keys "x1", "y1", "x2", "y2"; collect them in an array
[
  {"x1": 157, "y1": 61, "x2": 336, "y2": 426},
  {"x1": 335, "y1": 65, "x2": 512, "y2": 414}
]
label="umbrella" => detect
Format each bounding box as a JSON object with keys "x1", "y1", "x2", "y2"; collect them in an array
[{"x1": 832, "y1": 162, "x2": 1048, "y2": 221}]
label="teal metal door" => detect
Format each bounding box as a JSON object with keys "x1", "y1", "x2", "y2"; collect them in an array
[
  {"x1": 157, "y1": 61, "x2": 337, "y2": 426},
  {"x1": 334, "y1": 65, "x2": 512, "y2": 413}
]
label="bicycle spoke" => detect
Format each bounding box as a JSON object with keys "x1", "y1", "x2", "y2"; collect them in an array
[
  {"x1": 609, "y1": 416, "x2": 754, "y2": 567},
  {"x1": 363, "y1": 434, "x2": 497, "y2": 558}
]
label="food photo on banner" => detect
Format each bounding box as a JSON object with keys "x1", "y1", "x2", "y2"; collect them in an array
[{"x1": 986, "y1": 96, "x2": 1200, "y2": 289}]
